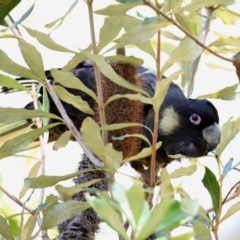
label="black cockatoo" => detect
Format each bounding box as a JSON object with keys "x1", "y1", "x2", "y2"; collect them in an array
[{"x1": 0, "y1": 60, "x2": 220, "y2": 180}]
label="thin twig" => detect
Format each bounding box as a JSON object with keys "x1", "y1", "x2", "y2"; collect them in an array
[
  {"x1": 46, "y1": 83, "x2": 103, "y2": 166},
  {"x1": 4, "y1": 9, "x2": 103, "y2": 168},
  {"x1": 0, "y1": 185, "x2": 35, "y2": 214},
  {"x1": 4, "y1": 16, "x2": 22, "y2": 39},
  {"x1": 85, "y1": 0, "x2": 108, "y2": 145},
  {"x1": 143, "y1": 0, "x2": 234, "y2": 63},
  {"x1": 31, "y1": 83, "x2": 45, "y2": 205}
]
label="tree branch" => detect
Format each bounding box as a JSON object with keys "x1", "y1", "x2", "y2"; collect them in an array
[{"x1": 143, "y1": 0, "x2": 234, "y2": 63}]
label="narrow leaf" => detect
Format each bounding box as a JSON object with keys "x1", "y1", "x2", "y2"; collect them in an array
[
  {"x1": 197, "y1": 84, "x2": 240, "y2": 100},
  {"x1": 24, "y1": 26, "x2": 75, "y2": 53},
  {"x1": 81, "y1": 117, "x2": 105, "y2": 160},
  {"x1": 20, "y1": 215, "x2": 37, "y2": 240},
  {"x1": 202, "y1": 167, "x2": 220, "y2": 216},
  {"x1": 61, "y1": 52, "x2": 86, "y2": 72},
  {"x1": 110, "y1": 23, "x2": 161, "y2": 50},
  {"x1": 193, "y1": 220, "x2": 211, "y2": 240},
  {"x1": 161, "y1": 165, "x2": 197, "y2": 181},
  {"x1": 222, "y1": 158, "x2": 234, "y2": 177},
  {"x1": 161, "y1": 35, "x2": 204, "y2": 74},
  {"x1": 51, "y1": 68, "x2": 98, "y2": 102},
  {"x1": 160, "y1": 169, "x2": 174, "y2": 198},
  {"x1": 41, "y1": 201, "x2": 90, "y2": 229},
  {"x1": 220, "y1": 202, "x2": 240, "y2": 223},
  {"x1": 0, "y1": 215, "x2": 14, "y2": 240},
  {"x1": 54, "y1": 85, "x2": 93, "y2": 115},
  {"x1": 95, "y1": 2, "x2": 141, "y2": 16},
  {"x1": 24, "y1": 169, "x2": 99, "y2": 188},
  {"x1": 0, "y1": 74, "x2": 29, "y2": 92},
  {"x1": 45, "y1": 0, "x2": 78, "y2": 28},
  {"x1": 55, "y1": 179, "x2": 103, "y2": 201},
  {"x1": 97, "y1": 16, "x2": 122, "y2": 53},
  {"x1": 82, "y1": 52, "x2": 149, "y2": 96},
  {"x1": 86, "y1": 194, "x2": 130, "y2": 240},
  {"x1": 0, "y1": 122, "x2": 61, "y2": 160},
  {"x1": 217, "y1": 117, "x2": 240, "y2": 156},
  {"x1": 0, "y1": 50, "x2": 40, "y2": 79},
  {"x1": 102, "y1": 143, "x2": 123, "y2": 171},
  {"x1": 18, "y1": 39, "x2": 46, "y2": 81},
  {"x1": 104, "y1": 93, "x2": 152, "y2": 107},
  {"x1": 123, "y1": 141, "x2": 162, "y2": 162},
  {"x1": 53, "y1": 131, "x2": 72, "y2": 151},
  {"x1": 0, "y1": 107, "x2": 62, "y2": 123},
  {"x1": 19, "y1": 161, "x2": 41, "y2": 199}
]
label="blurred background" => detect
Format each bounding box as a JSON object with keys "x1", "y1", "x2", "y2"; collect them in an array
[{"x1": 0, "y1": 0, "x2": 240, "y2": 239}]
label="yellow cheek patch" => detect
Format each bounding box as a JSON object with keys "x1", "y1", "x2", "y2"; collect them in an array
[{"x1": 159, "y1": 106, "x2": 180, "y2": 135}]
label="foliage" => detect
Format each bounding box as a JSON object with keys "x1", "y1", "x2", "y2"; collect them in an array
[{"x1": 0, "y1": 0, "x2": 240, "y2": 240}]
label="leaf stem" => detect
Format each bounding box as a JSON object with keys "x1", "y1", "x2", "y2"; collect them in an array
[
  {"x1": 85, "y1": 0, "x2": 108, "y2": 145},
  {"x1": 143, "y1": 0, "x2": 234, "y2": 63}
]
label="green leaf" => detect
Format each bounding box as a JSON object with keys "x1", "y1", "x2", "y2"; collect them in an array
[
  {"x1": 0, "y1": 0, "x2": 21, "y2": 22},
  {"x1": 81, "y1": 117, "x2": 105, "y2": 160},
  {"x1": 161, "y1": 165, "x2": 197, "y2": 181},
  {"x1": 104, "y1": 93, "x2": 152, "y2": 107},
  {"x1": 209, "y1": 36, "x2": 240, "y2": 48},
  {"x1": 182, "y1": 0, "x2": 235, "y2": 10},
  {"x1": 102, "y1": 143, "x2": 123, "y2": 172},
  {"x1": 24, "y1": 169, "x2": 99, "y2": 188},
  {"x1": 161, "y1": 30, "x2": 182, "y2": 41},
  {"x1": 0, "y1": 50, "x2": 40, "y2": 79},
  {"x1": 86, "y1": 193, "x2": 130, "y2": 240},
  {"x1": 0, "y1": 121, "x2": 28, "y2": 135},
  {"x1": 19, "y1": 161, "x2": 41, "y2": 199},
  {"x1": 18, "y1": 39, "x2": 46, "y2": 82},
  {"x1": 23, "y1": 26, "x2": 75, "y2": 53},
  {"x1": 41, "y1": 200, "x2": 90, "y2": 230},
  {"x1": 137, "y1": 198, "x2": 198, "y2": 239},
  {"x1": 101, "y1": 123, "x2": 152, "y2": 136},
  {"x1": 152, "y1": 78, "x2": 172, "y2": 114},
  {"x1": 113, "y1": 133, "x2": 151, "y2": 147},
  {"x1": 53, "y1": 85, "x2": 93, "y2": 115},
  {"x1": 222, "y1": 158, "x2": 234, "y2": 178},
  {"x1": 121, "y1": 15, "x2": 155, "y2": 59},
  {"x1": 220, "y1": 202, "x2": 240, "y2": 223},
  {"x1": 193, "y1": 220, "x2": 210, "y2": 240},
  {"x1": 213, "y1": 7, "x2": 240, "y2": 25},
  {"x1": 51, "y1": 68, "x2": 98, "y2": 102},
  {"x1": 175, "y1": 13, "x2": 199, "y2": 35},
  {"x1": 61, "y1": 52, "x2": 86, "y2": 72},
  {"x1": 42, "y1": 87, "x2": 50, "y2": 126},
  {"x1": 110, "y1": 23, "x2": 161, "y2": 51},
  {"x1": 45, "y1": 0, "x2": 78, "y2": 28},
  {"x1": 0, "y1": 107, "x2": 62, "y2": 123},
  {"x1": 123, "y1": 141, "x2": 162, "y2": 162},
  {"x1": 0, "y1": 74, "x2": 29, "y2": 92},
  {"x1": 217, "y1": 117, "x2": 240, "y2": 156},
  {"x1": 0, "y1": 122, "x2": 61, "y2": 160},
  {"x1": 0, "y1": 215, "x2": 14, "y2": 240},
  {"x1": 55, "y1": 179, "x2": 103, "y2": 201},
  {"x1": 196, "y1": 84, "x2": 240, "y2": 100},
  {"x1": 20, "y1": 215, "x2": 37, "y2": 240},
  {"x1": 105, "y1": 55, "x2": 144, "y2": 65},
  {"x1": 82, "y1": 52, "x2": 149, "y2": 96},
  {"x1": 160, "y1": 169, "x2": 174, "y2": 198},
  {"x1": 53, "y1": 131, "x2": 71, "y2": 151},
  {"x1": 116, "y1": 0, "x2": 142, "y2": 3},
  {"x1": 95, "y1": 2, "x2": 141, "y2": 16},
  {"x1": 111, "y1": 183, "x2": 150, "y2": 229},
  {"x1": 202, "y1": 167, "x2": 220, "y2": 217},
  {"x1": 161, "y1": 35, "x2": 203, "y2": 74},
  {"x1": 97, "y1": 16, "x2": 122, "y2": 53},
  {"x1": 172, "y1": 232, "x2": 194, "y2": 240}
]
